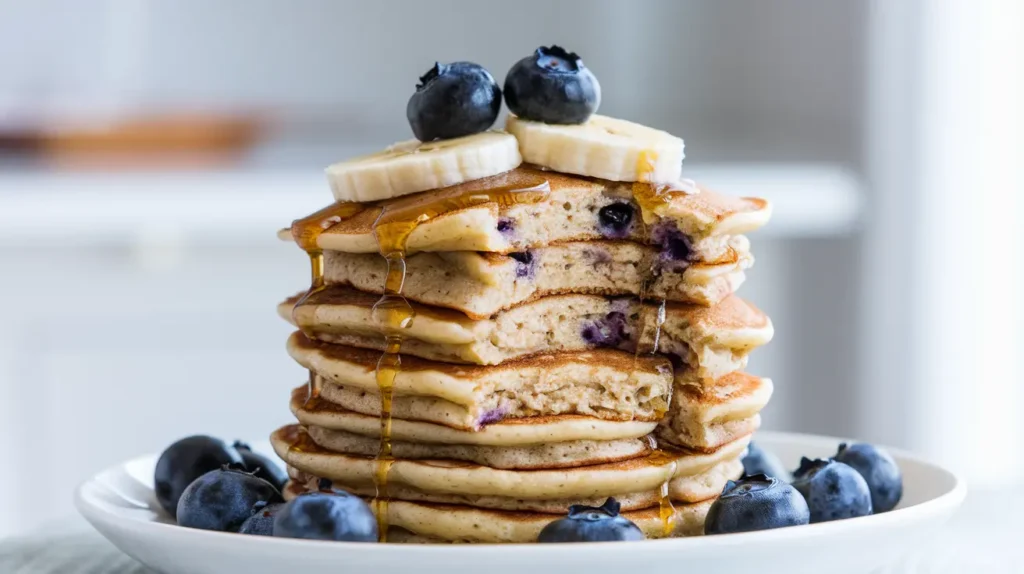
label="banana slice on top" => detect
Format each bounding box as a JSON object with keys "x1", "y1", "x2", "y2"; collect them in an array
[
  {"x1": 506, "y1": 114, "x2": 684, "y2": 184},
  {"x1": 326, "y1": 131, "x2": 522, "y2": 203}
]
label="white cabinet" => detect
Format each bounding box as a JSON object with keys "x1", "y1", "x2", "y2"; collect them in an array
[{"x1": 0, "y1": 243, "x2": 306, "y2": 535}]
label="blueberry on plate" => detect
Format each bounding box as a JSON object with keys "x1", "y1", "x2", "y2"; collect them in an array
[
  {"x1": 407, "y1": 61, "x2": 501, "y2": 141},
  {"x1": 504, "y1": 45, "x2": 601, "y2": 124},
  {"x1": 537, "y1": 498, "x2": 644, "y2": 542},
  {"x1": 704, "y1": 474, "x2": 809, "y2": 535},
  {"x1": 176, "y1": 465, "x2": 283, "y2": 532},
  {"x1": 233, "y1": 441, "x2": 288, "y2": 493},
  {"x1": 238, "y1": 501, "x2": 285, "y2": 536},
  {"x1": 154, "y1": 435, "x2": 243, "y2": 518},
  {"x1": 791, "y1": 458, "x2": 873, "y2": 523},
  {"x1": 273, "y1": 490, "x2": 377, "y2": 542},
  {"x1": 741, "y1": 441, "x2": 791, "y2": 481},
  {"x1": 833, "y1": 442, "x2": 903, "y2": 512}
]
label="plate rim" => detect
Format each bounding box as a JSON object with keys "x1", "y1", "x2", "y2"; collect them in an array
[{"x1": 74, "y1": 429, "x2": 967, "y2": 553}]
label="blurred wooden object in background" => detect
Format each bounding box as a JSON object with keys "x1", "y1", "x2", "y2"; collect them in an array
[{"x1": 0, "y1": 113, "x2": 265, "y2": 169}]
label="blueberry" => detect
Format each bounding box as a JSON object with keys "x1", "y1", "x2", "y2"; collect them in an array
[
  {"x1": 537, "y1": 498, "x2": 644, "y2": 542},
  {"x1": 509, "y1": 251, "x2": 535, "y2": 279},
  {"x1": 238, "y1": 501, "x2": 284, "y2": 536},
  {"x1": 154, "y1": 435, "x2": 243, "y2": 518},
  {"x1": 497, "y1": 218, "x2": 515, "y2": 234},
  {"x1": 833, "y1": 443, "x2": 902, "y2": 512},
  {"x1": 233, "y1": 441, "x2": 288, "y2": 493},
  {"x1": 477, "y1": 406, "x2": 509, "y2": 426},
  {"x1": 791, "y1": 458, "x2": 873, "y2": 523},
  {"x1": 741, "y1": 442, "x2": 791, "y2": 481},
  {"x1": 651, "y1": 224, "x2": 693, "y2": 271},
  {"x1": 407, "y1": 61, "x2": 501, "y2": 141},
  {"x1": 504, "y1": 46, "x2": 601, "y2": 125},
  {"x1": 704, "y1": 474, "x2": 809, "y2": 535},
  {"x1": 580, "y1": 311, "x2": 629, "y2": 348},
  {"x1": 176, "y1": 465, "x2": 283, "y2": 532},
  {"x1": 597, "y1": 203, "x2": 635, "y2": 238},
  {"x1": 273, "y1": 490, "x2": 377, "y2": 542}
]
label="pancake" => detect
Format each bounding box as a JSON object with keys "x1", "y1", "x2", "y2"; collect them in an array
[
  {"x1": 291, "y1": 390, "x2": 658, "y2": 445},
  {"x1": 321, "y1": 238, "x2": 753, "y2": 318},
  {"x1": 278, "y1": 166, "x2": 771, "y2": 256},
  {"x1": 287, "y1": 458, "x2": 742, "y2": 511},
  {"x1": 303, "y1": 425, "x2": 652, "y2": 470},
  {"x1": 657, "y1": 372, "x2": 774, "y2": 451},
  {"x1": 313, "y1": 378, "x2": 664, "y2": 432},
  {"x1": 283, "y1": 481, "x2": 714, "y2": 542},
  {"x1": 286, "y1": 333, "x2": 672, "y2": 426},
  {"x1": 282, "y1": 288, "x2": 773, "y2": 379},
  {"x1": 271, "y1": 424, "x2": 749, "y2": 500}
]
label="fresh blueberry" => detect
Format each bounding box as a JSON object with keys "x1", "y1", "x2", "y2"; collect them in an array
[
  {"x1": 597, "y1": 203, "x2": 635, "y2": 238},
  {"x1": 154, "y1": 435, "x2": 243, "y2": 518},
  {"x1": 833, "y1": 443, "x2": 903, "y2": 512},
  {"x1": 704, "y1": 474, "x2": 809, "y2": 535},
  {"x1": 509, "y1": 251, "x2": 535, "y2": 279},
  {"x1": 273, "y1": 490, "x2": 377, "y2": 542},
  {"x1": 407, "y1": 61, "x2": 501, "y2": 141},
  {"x1": 791, "y1": 458, "x2": 873, "y2": 523},
  {"x1": 537, "y1": 498, "x2": 644, "y2": 542},
  {"x1": 580, "y1": 311, "x2": 629, "y2": 348},
  {"x1": 233, "y1": 441, "x2": 288, "y2": 493},
  {"x1": 742, "y1": 442, "x2": 791, "y2": 481},
  {"x1": 176, "y1": 465, "x2": 283, "y2": 532},
  {"x1": 238, "y1": 501, "x2": 284, "y2": 536},
  {"x1": 504, "y1": 46, "x2": 601, "y2": 125}
]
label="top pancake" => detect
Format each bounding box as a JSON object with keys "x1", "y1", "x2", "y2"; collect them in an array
[{"x1": 279, "y1": 167, "x2": 771, "y2": 255}]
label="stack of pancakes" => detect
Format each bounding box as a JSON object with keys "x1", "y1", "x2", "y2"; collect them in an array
[{"x1": 272, "y1": 163, "x2": 773, "y2": 542}]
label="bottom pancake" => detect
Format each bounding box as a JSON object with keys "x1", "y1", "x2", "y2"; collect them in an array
[
  {"x1": 284, "y1": 481, "x2": 714, "y2": 542},
  {"x1": 287, "y1": 457, "x2": 742, "y2": 512}
]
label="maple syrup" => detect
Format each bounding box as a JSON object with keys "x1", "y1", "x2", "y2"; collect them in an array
[
  {"x1": 642, "y1": 434, "x2": 679, "y2": 537},
  {"x1": 305, "y1": 369, "x2": 320, "y2": 403},
  {"x1": 631, "y1": 150, "x2": 690, "y2": 224},
  {"x1": 289, "y1": 202, "x2": 364, "y2": 334},
  {"x1": 633, "y1": 151, "x2": 677, "y2": 537},
  {"x1": 287, "y1": 427, "x2": 321, "y2": 454},
  {"x1": 366, "y1": 171, "x2": 551, "y2": 542}
]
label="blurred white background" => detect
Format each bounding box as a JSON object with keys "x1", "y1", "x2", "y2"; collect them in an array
[{"x1": 0, "y1": 0, "x2": 1021, "y2": 538}]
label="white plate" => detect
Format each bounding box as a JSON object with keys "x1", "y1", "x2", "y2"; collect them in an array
[{"x1": 75, "y1": 431, "x2": 965, "y2": 574}]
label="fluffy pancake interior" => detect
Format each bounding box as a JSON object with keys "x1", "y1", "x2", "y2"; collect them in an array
[
  {"x1": 287, "y1": 334, "x2": 673, "y2": 426},
  {"x1": 284, "y1": 287, "x2": 772, "y2": 379},
  {"x1": 320, "y1": 238, "x2": 753, "y2": 317}
]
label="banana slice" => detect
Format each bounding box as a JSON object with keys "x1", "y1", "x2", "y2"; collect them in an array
[
  {"x1": 326, "y1": 131, "x2": 522, "y2": 203},
  {"x1": 506, "y1": 114, "x2": 684, "y2": 184}
]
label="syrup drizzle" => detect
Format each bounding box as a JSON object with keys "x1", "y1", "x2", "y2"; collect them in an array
[
  {"x1": 634, "y1": 151, "x2": 677, "y2": 537},
  {"x1": 366, "y1": 171, "x2": 551, "y2": 542},
  {"x1": 291, "y1": 203, "x2": 364, "y2": 406}
]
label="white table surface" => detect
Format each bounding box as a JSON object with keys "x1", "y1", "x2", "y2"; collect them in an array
[{"x1": 1, "y1": 492, "x2": 1020, "y2": 574}]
